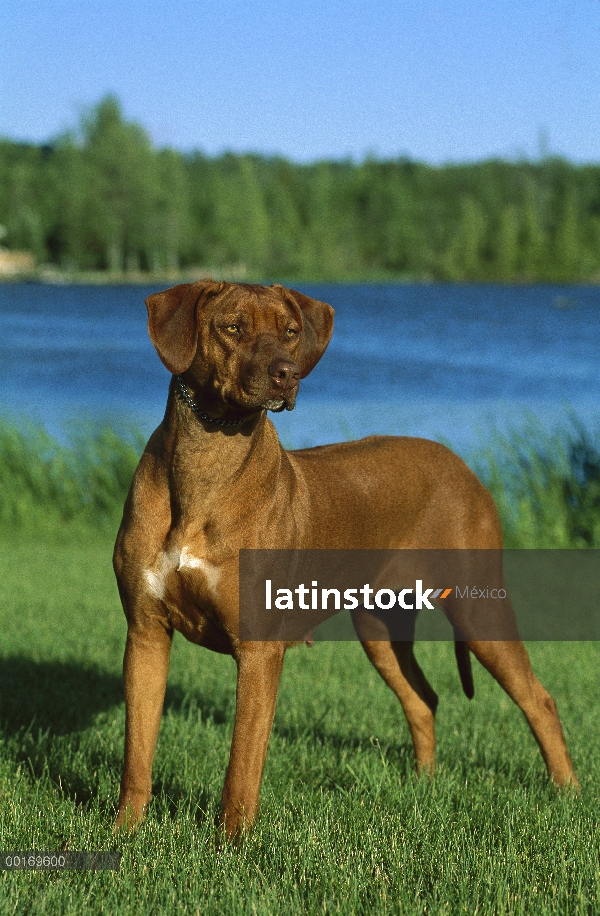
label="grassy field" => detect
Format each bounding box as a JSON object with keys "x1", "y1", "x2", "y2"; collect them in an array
[{"x1": 0, "y1": 420, "x2": 599, "y2": 914}]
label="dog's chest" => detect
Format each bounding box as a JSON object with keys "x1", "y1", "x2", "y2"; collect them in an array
[
  {"x1": 142, "y1": 541, "x2": 230, "y2": 641},
  {"x1": 145, "y1": 544, "x2": 220, "y2": 599}
]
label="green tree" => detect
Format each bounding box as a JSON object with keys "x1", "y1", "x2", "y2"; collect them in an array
[
  {"x1": 45, "y1": 136, "x2": 94, "y2": 268},
  {"x1": 0, "y1": 142, "x2": 47, "y2": 261},
  {"x1": 350, "y1": 160, "x2": 421, "y2": 277},
  {"x1": 147, "y1": 149, "x2": 191, "y2": 273},
  {"x1": 552, "y1": 189, "x2": 581, "y2": 281},
  {"x1": 3, "y1": 99, "x2": 600, "y2": 282},
  {"x1": 519, "y1": 182, "x2": 548, "y2": 279},
  {"x1": 442, "y1": 195, "x2": 488, "y2": 280},
  {"x1": 80, "y1": 95, "x2": 155, "y2": 271},
  {"x1": 494, "y1": 204, "x2": 520, "y2": 281},
  {"x1": 209, "y1": 155, "x2": 270, "y2": 271},
  {"x1": 262, "y1": 158, "x2": 304, "y2": 277}
]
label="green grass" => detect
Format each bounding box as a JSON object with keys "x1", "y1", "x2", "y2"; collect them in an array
[
  {"x1": 0, "y1": 533, "x2": 599, "y2": 914},
  {"x1": 0, "y1": 417, "x2": 599, "y2": 913}
]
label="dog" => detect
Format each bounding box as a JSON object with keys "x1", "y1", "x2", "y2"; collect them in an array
[{"x1": 113, "y1": 279, "x2": 577, "y2": 839}]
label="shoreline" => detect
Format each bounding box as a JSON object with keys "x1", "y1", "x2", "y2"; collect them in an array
[{"x1": 1, "y1": 269, "x2": 599, "y2": 287}]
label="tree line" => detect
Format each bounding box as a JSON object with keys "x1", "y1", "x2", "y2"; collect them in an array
[{"x1": 1, "y1": 95, "x2": 599, "y2": 282}]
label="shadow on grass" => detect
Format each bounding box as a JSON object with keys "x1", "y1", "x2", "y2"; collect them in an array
[
  {"x1": 150, "y1": 779, "x2": 218, "y2": 826},
  {"x1": 272, "y1": 718, "x2": 413, "y2": 761},
  {"x1": 0, "y1": 655, "x2": 235, "y2": 814},
  {"x1": 0, "y1": 654, "x2": 428, "y2": 815},
  {"x1": 0, "y1": 653, "x2": 412, "y2": 745},
  {"x1": 0, "y1": 656, "x2": 124, "y2": 736},
  {"x1": 0, "y1": 655, "x2": 234, "y2": 737}
]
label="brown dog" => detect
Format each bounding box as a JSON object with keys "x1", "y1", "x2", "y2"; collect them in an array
[{"x1": 113, "y1": 280, "x2": 577, "y2": 838}]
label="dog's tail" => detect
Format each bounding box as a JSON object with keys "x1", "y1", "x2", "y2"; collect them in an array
[{"x1": 454, "y1": 640, "x2": 474, "y2": 699}]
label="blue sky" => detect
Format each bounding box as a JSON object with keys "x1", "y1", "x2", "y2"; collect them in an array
[{"x1": 2, "y1": 0, "x2": 599, "y2": 163}]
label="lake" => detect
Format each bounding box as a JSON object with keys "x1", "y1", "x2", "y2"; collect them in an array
[{"x1": 1, "y1": 281, "x2": 599, "y2": 456}]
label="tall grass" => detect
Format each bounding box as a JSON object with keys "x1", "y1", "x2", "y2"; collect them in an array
[
  {"x1": 0, "y1": 420, "x2": 144, "y2": 535},
  {"x1": 473, "y1": 418, "x2": 600, "y2": 548},
  {"x1": 1, "y1": 416, "x2": 599, "y2": 546}
]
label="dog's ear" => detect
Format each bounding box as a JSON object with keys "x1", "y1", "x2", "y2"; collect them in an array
[
  {"x1": 145, "y1": 280, "x2": 222, "y2": 374},
  {"x1": 275, "y1": 286, "x2": 334, "y2": 377}
]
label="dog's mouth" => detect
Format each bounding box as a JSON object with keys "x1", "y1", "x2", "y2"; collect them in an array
[
  {"x1": 262, "y1": 397, "x2": 286, "y2": 411},
  {"x1": 219, "y1": 381, "x2": 298, "y2": 414},
  {"x1": 261, "y1": 390, "x2": 297, "y2": 412},
  {"x1": 262, "y1": 382, "x2": 298, "y2": 412},
  {"x1": 264, "y1": 397, "x2": 297, "y2": 412},
  {"x1": 217, "y1": 364, "x2": 300, "y2": 414}
]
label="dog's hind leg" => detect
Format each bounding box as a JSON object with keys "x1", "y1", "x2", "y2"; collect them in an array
[
  {"x1": 465, "y1": 638, "x2": 578, "y2": 787},
  {"x1": 360, "y1": 639, "x2": 438, "y2": 773},
  {"x1": 443, "y1": 570, "x2": 577, "y2": 787}
]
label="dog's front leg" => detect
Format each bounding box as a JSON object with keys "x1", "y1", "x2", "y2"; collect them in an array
[
  {"x1": 220, "y1": 642, "x2": 285, "y2": 840},
  {"x1": 115, "y1": 620, "x2": 173, "y2": 828}
]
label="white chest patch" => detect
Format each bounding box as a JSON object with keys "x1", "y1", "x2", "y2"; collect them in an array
[
  {"x1": 178, "y1": 547, "x2": 221, "y2": 596},
  {"x1": 144, "y1": 549, "x2": 177, "y2": 601},
  {"x1": 144, "y1": 547, "x2": 221, "y2": 601}
]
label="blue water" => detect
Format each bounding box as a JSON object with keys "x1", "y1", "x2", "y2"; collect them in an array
[{"x1": 1, "y1": 282, "x2": 599, "y2": 455}]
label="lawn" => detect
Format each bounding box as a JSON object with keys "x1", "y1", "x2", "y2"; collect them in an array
[{"x1": 0, "y1": 529, "x2": 598, "y2": 915}]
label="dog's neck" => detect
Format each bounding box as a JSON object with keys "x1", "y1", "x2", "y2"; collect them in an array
[
  {"x1": 159, "y1": 377, "x2": 286, "y2": 515},
  {"x1": 174, "y1": 373, "x2": 255, "y2": 428}
]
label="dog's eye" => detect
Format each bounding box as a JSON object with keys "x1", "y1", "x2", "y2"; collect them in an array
[
  {"x1": 285, "y1": 328, "x2": 299, "y2": 338},
  {"x1": 224, "y1": 324, "x2": 240, "y2": 335}
]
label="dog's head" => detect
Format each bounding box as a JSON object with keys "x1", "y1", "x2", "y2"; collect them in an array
[{"x1": 145, "y1": 280, "x2": 334, "y2": 413}]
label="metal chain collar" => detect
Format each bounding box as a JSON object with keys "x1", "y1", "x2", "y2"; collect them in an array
[{"x1": 175, "y1": 375, "x2": 250, "y2": 427}]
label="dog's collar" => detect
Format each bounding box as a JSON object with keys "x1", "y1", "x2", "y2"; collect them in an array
[{"x1": 175, "y1": 375, "x2": 252, "y2": 428}]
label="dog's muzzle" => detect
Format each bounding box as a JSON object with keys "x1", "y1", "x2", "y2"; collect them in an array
[{"x1": 263, "y1": 358, "x2": 300, "y2": 411}]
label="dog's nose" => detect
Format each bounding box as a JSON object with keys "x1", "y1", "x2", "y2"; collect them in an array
[{"x1": 268, "y1": 358, "x2": 301, "y2": 390}]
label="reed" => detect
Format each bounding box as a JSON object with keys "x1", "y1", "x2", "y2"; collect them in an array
[
  {"x1": 0, "y1": 420, "x2": 144, "y2": 534},
  {"x1": 473, "y1": 418, "x2": 600, "y2": 548},
  {"x1": 1, "y1": 416, "x2": 598, "y2": 547}
]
